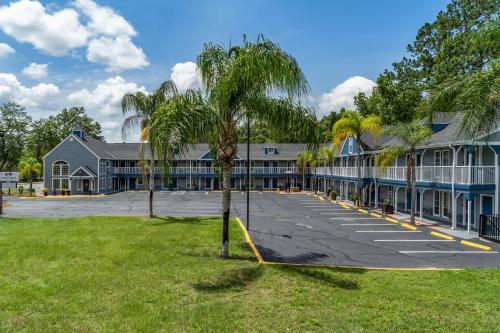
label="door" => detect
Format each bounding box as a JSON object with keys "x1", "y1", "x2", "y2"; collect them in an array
[
  {"x1": 482, "y1": 195, "x2": 493, "y2": 215},
  {"x1": 272, "y1": 178, "x2": 278, "y2": 189},
  {"x1": 129, "y1": 178, "x2": 136, "y2": 190},
  {"x1": 83, "y1": 179, "x2": 90, "y2": 192},
  {"x1": 264, "y1": 178, "x2": 270, "y2": 189},
  {"x1": 205, "y1": 177, "x2": 212, "y2": 189}
]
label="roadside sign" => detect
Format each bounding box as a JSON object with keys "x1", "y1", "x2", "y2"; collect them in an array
[
  {"x1": 0, "y1": 172, "x2": 19, "y2": 182},
  {"x1": 3, "y1": 182, "x2": 16, "y2": 188}
]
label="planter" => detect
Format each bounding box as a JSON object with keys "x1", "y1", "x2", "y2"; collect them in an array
[
  {"x1": 329, "y1": 193, "x2": 337, "y2": 200},
  {"x1": 43, "y1": 192, "x2": 48, "y2": 197},
  {"x1": 66, "y1": 190, "x2": 71, "y2": 196},
  {"x1": 382, "y1": 203, "x2": 394, "y2": 214},
  {"x1": 354, "y1": 199, "x2": 360, "y2": 208}
]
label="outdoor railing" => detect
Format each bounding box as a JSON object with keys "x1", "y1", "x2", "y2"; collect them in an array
[
  {"x1": 112, "y1": 166, "x2": 308, "y2": 175},
  {"x1": 378, "y1": 166, "x2": 495, "y2": 185}
]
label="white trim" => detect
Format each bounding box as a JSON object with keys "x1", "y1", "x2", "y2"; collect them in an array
[
  {"x1": 52, "y1": 160, "x2": 70, "y2": 177},
  {"x1": 70, "y1": 166, "x2": 95, "y2": 177}
]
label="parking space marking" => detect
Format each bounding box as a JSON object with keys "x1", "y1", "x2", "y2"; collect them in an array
[
  {"x1": 401, "y1": 223, "x2": 418, "y2": 231},
  {"x1": 296, "y1": 223, "x2": 312, "y2": 229},
  {"x1": 370, "y1": 213, "x2": 382, "y2": 218},
  {"x1": 358, "y1": 209, "x2": 369, "y2": 214},
  {"x1": 400, "y1": 250, "x2": 499, "y2": 254},
  {"x1": 374, "y1": 239, "x2": 455, "y2": 242},
  {"x1": 356, "y1": 230, "x2": 421, "y2": 233},
  {"x1": 320, "y1": 212, "x2": 368, "y2": 215},
  {"x1": 329, "y1": 217, "x2": 382, "y2": 220},
  {"x1": 342, "y1": 223, "x2": 394, "y2": 226}
]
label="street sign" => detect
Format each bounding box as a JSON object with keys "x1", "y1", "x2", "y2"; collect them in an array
[{"x1": 0, "y1": 172, "x2": 19, "y2": 182}]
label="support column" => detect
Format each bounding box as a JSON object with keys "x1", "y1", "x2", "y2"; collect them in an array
[
  {"x1": 419, "y1": 189, "x2": 424, "y2": 221},
  {"x1": 374, "y1": 183, "x2": 379, "y2": 208},
  {"x1": 394, "y1": 186, "x2": 399, "y2": 213},
  {"x1": 496, "y1": 152, "x2": 499, "y2": 214},
  {"x1": 467, "y1": 199, "x2": 472, "y2": 234}
]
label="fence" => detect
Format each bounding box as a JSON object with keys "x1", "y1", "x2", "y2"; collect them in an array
[{"x1": 479, "y1": 214, "x2": 500, "y2": 243}]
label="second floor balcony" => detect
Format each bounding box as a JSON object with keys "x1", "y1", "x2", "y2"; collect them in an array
[{"x1": 112, "y1": 166, "x2": 309, "y2": 176}]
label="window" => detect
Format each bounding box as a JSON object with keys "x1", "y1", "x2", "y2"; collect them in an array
[
  {"x1": 100, "y1": 178, "x2": 106, "y2": 189},
  {"x1": 137, "y1": 176, "x2": 143, "y2": 186},
  {"x1": 434, "y1": 151, "x2": 441, "y2": 166},
  {"x1": 100, "y1": 163, "x2": 107, "y2": 174},
  {"x1": 53, "y1": 178, "x2": 69, "y2": 190},
  {"x1": 348, "y1": 138, "x2": 353, "y2": 154},
  {"x1": 264, "y1": 161, "x2": 270, "y2": 168},
  {"x1": 77, "y1": 179, "x2": 82, "y2": 190},
  {"x1": 52, "y1": 161, "x2": 69, "y2": 176},
  {"x1": 433, "y1": 191, "x2": 441, "y2": 216},
  {"x1": 264, "y1": 147, "x2": 278, "y2": 155},
  {"x1": 442, "y1": 150, "x2": 450, "y2": 166}
]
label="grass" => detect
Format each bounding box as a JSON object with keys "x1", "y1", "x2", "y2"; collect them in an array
[{"x1": 0, "y1": 216, "x2": 499, "y2": 332}]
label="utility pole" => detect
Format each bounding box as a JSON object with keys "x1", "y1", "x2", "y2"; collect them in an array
[
  {"x1": 0, "y1": 129, "x2": 5, "y2": 215},
  {"x1": 246, "y1": 116, "x2": 250, "y2": 230}
]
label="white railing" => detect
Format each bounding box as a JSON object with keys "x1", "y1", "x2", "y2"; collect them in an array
[
  {"x1": 378, "y1": 166, "x2": 495, "y2": 185},
  {"x1": 314, "y1": 166, "x2": 373, "y2": 178},
  {"x1": 112, "y1": 166, "x2": 308, "y2": 175}
]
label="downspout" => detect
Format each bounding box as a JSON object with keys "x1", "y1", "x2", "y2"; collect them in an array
[{"x1": 450, "y1": 145, "x2": 456, "y2": 229}]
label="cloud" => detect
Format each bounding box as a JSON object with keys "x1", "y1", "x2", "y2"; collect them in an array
[
  {"x1": 87, "y1": 36, "x2": 149, "y2": 72},
  {"x1": 170, "y1": 61, "x2": 202, "y2": 92},
  {"x1": 318, "y1": 76, "x2": 375, "y2": 116},
  {"x1": 0, "y1": 0, "x2": 148, "y2": 71},
  {"x1": 22, "y1": 62, "x2": 49, "y2": 79},
  {"x1": 0, "y1": 42, "x2": 15, "y2": 56},
  {"x1": 0, "y1": 0, "x2": 89, "y2": 56},
  {"x1": 0, "y1": 72, "x2": 59, "y2": 108},
  {"x1": 67, "y1": 76, "x2": 146, "y2": 116},
  {"x1": 74, "y1": 0, "x2": 136, "y2": 37}
]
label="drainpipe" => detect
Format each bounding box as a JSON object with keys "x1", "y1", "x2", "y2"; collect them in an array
[{"x1": 420, "y1": 149, "x2": 427, "y2": 181}]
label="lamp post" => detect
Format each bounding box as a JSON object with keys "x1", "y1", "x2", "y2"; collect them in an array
[
  {"x1": 0, "y1": 128, "x2": 5, "y2": 215},
  {"x1": 246, "y1": 116, "x2": 250, "y2": 230}
]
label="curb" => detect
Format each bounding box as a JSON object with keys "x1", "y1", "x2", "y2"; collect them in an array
[
  {"x1": 460, "y1": 240, "x2": 492, "y2": 251},
  {"x1": 236, "y1": 217, "x2": 264, "y2": 264}
]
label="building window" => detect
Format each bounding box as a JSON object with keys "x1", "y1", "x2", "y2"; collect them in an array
[
  {"x1": 264, "y1": 147, "x2": 278, "y2": 155},
  {"x1": 100, "y1": 163, "x2": 107, "y2": 174},
  {"x1": 53, "y1": 178, "x2": 69, "y2": 190},
  {"x1": 433, "y1": 191, "x2": 441, "y2": 216},
  {"x1": 348, "y1": 139, "x2": 353, "y2": 154},
  {"x1": 77, "y1": 179, "x2": 82, "y2": 190},
  {"x1": 442, "y1": 150, "x2": 450, "y2": 166},
  {"x1": 442, "y1": 192, "x2": 450, "y2": 218},
  {"x1": 137, "y1": 176, "x2": 143, "y2": 186},
  {"x1": 434, "y1": 151, "x2": 441, "y2": 166},
  {"x1": 100, "y1": 178, "x2": 106, "y2": 189},
  {"x1": 52, "y1": 161, "x2": 69, "y2": 176}
]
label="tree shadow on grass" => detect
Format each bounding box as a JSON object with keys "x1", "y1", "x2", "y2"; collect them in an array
[
  {"x1": 148, "y1": 216, "x2": 214, "y2": 226},
  {"x1": 193, "y1": 265, "x2": 265, "y2": 293},
  {"x1": 182, "y1": 248, "x2": 257, "y2": 262},
  {"x1": 273, "y1": 264, "x2": 363, "y2": 290}
]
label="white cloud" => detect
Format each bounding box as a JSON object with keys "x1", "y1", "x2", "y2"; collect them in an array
[
  {"x1": 318, "y1": 76, "x2": 376, "y2": 116},
  {"x1": 0, "y1": 0, "x2": 148, "y2": 72},
  {"x1": 22, "y1": 62, "x2": 49, "y2": 79},
  {"x1": 0, "y1": 0, "x2": 90, "y2": 56},
  {"x1": 87, "y1": 36, "x2": 149, "y2": 72},
  {"x1": 0, "y1": 72, "x2": 59, "y2": 108},
  {"x1": 0, "y1": 42, "x2": 15, "y2": 56},
  {"x1": 67, "y1": 76, "x2": 146, "y2": 116},
  {"x1": 74, "y1": 0, "x2": 136, "y2": 37},
  {"x1": 170, "y1": 61, "x2": 202, "y2": 92}
]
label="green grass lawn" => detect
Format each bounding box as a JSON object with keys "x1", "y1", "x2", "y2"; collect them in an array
[{"x1": 0, "y1": 216, "x2": 499, "y2": 332}]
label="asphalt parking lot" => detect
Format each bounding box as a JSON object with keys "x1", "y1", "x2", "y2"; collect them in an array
[{"x1": 4, "y1": 191, "x2": 500, "y2": 268}]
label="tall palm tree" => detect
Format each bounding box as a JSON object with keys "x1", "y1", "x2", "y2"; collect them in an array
[
  {"x1": 332, "y1": 111, "x2": 381, "y2": 205},
  {"x1": 18, "y1": 156, "x2": 42, "y2": 197},
  {"x1": 319, "y1": 145, "x2": 335, "y2": 193},
  {"x1": 375, "y1": 121, "x2": 432, "y2": 225},
  {"x1": 429, "y1": 62, "x2": 499, "y2": 141},
  {"x1": 152, "y1": 35, "x2": 319, "y2": 257},
  {"x1": 121, "y1": 81, "x2": 178, "y2": 218}
]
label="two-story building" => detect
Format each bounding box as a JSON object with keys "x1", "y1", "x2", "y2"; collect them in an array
[
  {"x1": 43, "y1": 126, "x2": 310, "y2": 195},
  {"x1": 314, "y1": 113, "x2": 500, "y2": 233}
]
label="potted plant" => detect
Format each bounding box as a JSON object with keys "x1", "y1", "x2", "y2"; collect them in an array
[
  {"x1": 329, "y1": 189, "x2": 337, "y2": 201},
  {"x1": 66, "y1": 189, "x2": 71, "y2": 196},
  {"x1": 349, "y1": 193, "x2": 360, "y2": 207},
  {"x1": 43, "y1": 187, "x2": 48, "y2": 196},
  {"x1": 382, "y1": 197, "x2": 394, "y2": 214}
]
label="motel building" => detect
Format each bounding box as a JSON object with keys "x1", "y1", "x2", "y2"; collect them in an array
[{"x1": 44, "y1": 113, "x2": 500, "y2": 233}]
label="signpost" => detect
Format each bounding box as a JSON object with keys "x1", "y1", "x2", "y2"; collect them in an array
[{"x1": 0, "y1": 172, "x2": 19, "y2": 215}]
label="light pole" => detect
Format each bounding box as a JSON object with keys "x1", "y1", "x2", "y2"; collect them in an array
[
  {"x1": 0, "y1": 128, "x2": 5, "y2": 215},
  {"x1": 246, "y1": 116, "x2": 250, "y2": 230}
]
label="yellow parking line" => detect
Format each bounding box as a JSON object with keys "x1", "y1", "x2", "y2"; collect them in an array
[
  {"x1": 330, "y1": 200, "x2": 337, "y2": 203},
  {"x1": 318, "y1": 197, "x2": 325, "y2": 201},
  {"x1": 401, "y1": 223, "x2": 418, "y2": 231},
  {"x1": 460, "y1": 240, "x2": 492, "y2": 251},
  {"x1": 370, "y1": 213, "x2": 382, "y2": 218},
  {"x1": 431, "y1": 231, "x2": 454, "y2": 240},
  {"x1": 340, "y1": 205, "x2": 351, "y2": 209},
  {"x1": 385, "y1": 217, "x2": 399, "y2": 223},
  {"x1": 358, "y1": 209, "x2": 368, "y2": 214}
]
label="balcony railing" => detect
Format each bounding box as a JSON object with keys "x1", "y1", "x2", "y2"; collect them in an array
[
  {"x1": 378, "y1": 166, "x2": 495, "y2": 185},
  {"x1": 112, "y1": 166, "x2": 308, "y2": 175}
]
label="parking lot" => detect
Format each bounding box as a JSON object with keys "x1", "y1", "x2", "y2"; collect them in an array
[{"x1": 4, "y1": 191, "x2": 500, "y2": 268}]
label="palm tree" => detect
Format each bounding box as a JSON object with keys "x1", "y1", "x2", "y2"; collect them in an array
[
  {"x1": 319, "y1": 145, "x2": 335, "y2": 193},
  {"x1": 296, "y1": 151, "x2": 315, "y2": 191},
  {"x1": 429, "y1": 62, "x2": 499, "y2": 140},
  {"x1": 18, "y1": 156, "x2": 42, "y2": 197},
  {"x1": 332, "y1": 111, "x2": 381, "y2": 206},
  {"x1": 121, "y1": 81, "x2": 178, "y2": 218},
  {"x1": 151, "y1": 35, "x2": 319, "y2": 257},
  {"x1": 375, "y1": 121, "x2": 432, "y2": 225}
]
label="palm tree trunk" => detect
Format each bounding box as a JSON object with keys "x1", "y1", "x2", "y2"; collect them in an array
[
  {"x1": 149, "y1": 148, "x2": 155, "y2": 218},
  {"x1": 410, "y1": 149, "x2": 416, "y2": 225},
  {"x1": 221, "y1": 161, "x2": 232, "y2": 258},
  {"x1": 29, "y1": 177, "x2": 33, "y2": 197}
]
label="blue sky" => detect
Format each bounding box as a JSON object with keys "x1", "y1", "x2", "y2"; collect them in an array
[{"x1": 0, "y1": 0, "x2": 449, "y2": 141}]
